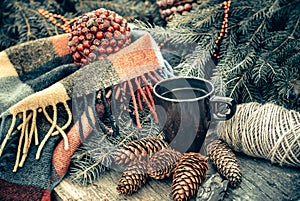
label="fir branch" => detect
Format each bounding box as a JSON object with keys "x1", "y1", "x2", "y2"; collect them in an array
[
  {"x1": 135, "y1": 21, "x2": 206, "y2": 45},
  {"x1": 222, "y1": 49, "x2": 257, "y2": 74},
  {"x1": 173, "y1": 46, "x2": 213, "y2": 78},
  {"x1": 272, "y1": 40, "x2": 298, "y2": 65},
  {"x1": 228, "y1": 72, "x2": 254, "y2": 102},
  {"x1": 78, "y1": 0, "x2": 139, "y2": 11},
  {"x1": 75, "y1": 0, "x2": 164, "y2": 25},
  {"x1": 283, "y1": 51, "x2": 300, "y2": 67},
  {"x1": 211, "y1": 72, "x2": 227, "y2": 96},
  {"x1": 220, "y1": 46, "x2": 257, "y2": 102},
  {"x1": 252, "y1": 58, "x2": 277, "y2": 86},
  {"x1": 193, "y1": 7, "x2": 224, "y2": 29},
  {"x1": 15, "y1": 3, "x2": 38, "y2": 42},
  {"x1": 272, "y1": 15, "x2": 299, "y2": 52},
  {"x1": 248, "y1": 19, "x2": 266, "y2": 47},
  {"x1": 261, "y1": 31, "x2": 289, "y2": 48},
  {"x1": 215, "y1": 0, "x2": 299, "y2": 108},
  {"x1": 0, "y1": 33, "x2": 18, "y2": 50},
  {"x1": 235, "y1": 1, "x2": 281, "y2": 36},
  {"x1": 0, "y1": 0, "x2": 70, "y2": 48},
  {"x1": 110, "y1": 108, "x2": 160, "y2": 147},
  {"x1": 242, "y1": 81, "x2": 253, "y2": 102},
  {"x1": 70, "y1": 152, "x2": 112, "y2": 186},
  {"x1": 168, "y1": 2, "x2": 224, "y2": 30},
  {"x1": 70, "y1": 131, "x2": 115, "y2": 185},
  {"x1": 70, "y1": 103, "x2": 161, "y2": 185}
]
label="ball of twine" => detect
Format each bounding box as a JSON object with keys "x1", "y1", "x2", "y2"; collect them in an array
[{"x1": 217, "y1": 102, "x2": 300, "y2": 167}]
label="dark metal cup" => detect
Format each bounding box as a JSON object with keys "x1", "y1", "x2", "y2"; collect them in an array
[{"x1": 153, "y1": 77, "x2": 236, "y2": 153}]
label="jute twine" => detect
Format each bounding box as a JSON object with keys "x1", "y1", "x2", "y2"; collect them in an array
[{"x1": 217, "y1": 102, "x2": 300, "y2": 167}]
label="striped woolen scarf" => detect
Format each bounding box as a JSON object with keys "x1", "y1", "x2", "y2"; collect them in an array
[{"x1": 0, "y1": 30, "x2": 172, "y2": 200}]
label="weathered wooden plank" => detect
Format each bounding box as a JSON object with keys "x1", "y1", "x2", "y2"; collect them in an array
[
  {"x1": 223, "y1": 154, "x2": 300, "y2": 201},
  {"x1": 54, "y1": 153, "x2": 300, "y2": 201},
  {"x1": 54, "y1": 170, "x2": 173, "y2": 201},
  {"x1": 197, "y1": 173, "x2": 229, "y2": 200},
  {"x1": 54, "y1": 124, "x2": 300, "y2": 201}
]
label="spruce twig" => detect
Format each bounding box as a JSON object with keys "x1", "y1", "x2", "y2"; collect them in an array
[
  {"x1": 153, "y1": 0, "x2": 299, "y2": 110},
  {"x1": 70, "y1": 103, "x2": 161, "y2": 185}
]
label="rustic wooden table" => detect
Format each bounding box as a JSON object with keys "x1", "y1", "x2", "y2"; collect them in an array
[
  {"x1": 54, "y1": 126, "x2": 300, "y2": 201},
  {"x1": 53, "y1": 154, "x2": 300, "y2": 201}
]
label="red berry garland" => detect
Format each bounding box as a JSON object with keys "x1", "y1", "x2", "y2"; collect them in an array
[
  {"x1": 68, "y1": 8, "x2": 131, "y2": 66},
  {"x1": 156, "y1": 0, "x2": 198, "y2": 22}
]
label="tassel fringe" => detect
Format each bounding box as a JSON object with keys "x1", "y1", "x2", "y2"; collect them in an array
[
  {"x1": 93, "y1": 69, "x2": 167, "y2": 134},
  {"x1": 0, "y1": 101, "x2": 72, "y2": 172},
  {"x1": 0, "y1": 62, "x2": 173, "y2": 172},
  {"x1": 110, "y1": 70, "x2": 165, "y2": 128}
]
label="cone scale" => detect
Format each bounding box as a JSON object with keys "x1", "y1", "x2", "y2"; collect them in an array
[
  {"x1": 172, "y1": 152, "x2": 208, "y2": 201},
  {"x1": 207, "y1": 139, "x2": 242, "y2": 187},
  {"x1": 147, "y1": 148, "x2": 182, "y2": 180},
  {"x1": 116, "y1": 160, "x2": 147, "y2": 195},
  {"x1": 114, "y1": 137, "x2": 169, "y2": 166}
]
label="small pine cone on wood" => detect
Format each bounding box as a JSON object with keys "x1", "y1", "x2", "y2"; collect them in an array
[
  {"x1": 172, "y1": 152, "x2": 208, "y2": 201},
  {"x1": 114, "y1": 137, "x2": 169, "y2": 166},
  {"x1": 147, "y1": 148, "x2": 182, "y2": 180},
  {"x1": 206, "y1": 139, "x2": 242, "y2": 187},
  {"x1": 116, "y1": 160, "x2": 147, "y2": 195}
]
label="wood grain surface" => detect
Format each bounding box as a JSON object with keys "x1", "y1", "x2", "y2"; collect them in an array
[{"x1": 54, "y1": 126, "x2": 300, "y2": 201}]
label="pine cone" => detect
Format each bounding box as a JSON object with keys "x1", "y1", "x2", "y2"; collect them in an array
[
  {"x1": 68, "y1": 8, "x2": 131, "y2": 66},
  {"x1": 206, "y1": 139, "x2": 242, "y2": 187},
  {"x1": 147, "y1": 148, "x2": 182, "y2": 180},
  {"x1": 114, "y1": 137, "x2": 169, "y2": 166},
  {"x1": 172, "y1": 152, "x2": 208, "y2": 201},
  {"x1": 116, "y1": 160, "x2": 147, "y2": 195},
  {"x1": 156, "y1": 0, "x2": 198, "y2": 22}
]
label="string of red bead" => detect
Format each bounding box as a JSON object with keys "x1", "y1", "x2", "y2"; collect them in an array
[
  {"x1": 156, "y1": 0, "x2": 198, "y2": 22},
  {"x1": 213, "y1": 0, "x2": 231, "y2": 59},
  {"x1": 38, "y1": 8, "x2": 79, "y2": 33}
]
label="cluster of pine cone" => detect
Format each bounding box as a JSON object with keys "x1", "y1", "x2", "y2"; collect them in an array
[
  {"x1": 68, "y1": 8, "x2": 131, "y2": 66},
  {"x1": 114, "y1": 137, "x2": 242, "y2": 200},
  {"x1": 156, "y1": 0, "x2": 199, "y2": 22},
  {"x1": 114, "y1": 138, "x2": 208, "y2": 201}
]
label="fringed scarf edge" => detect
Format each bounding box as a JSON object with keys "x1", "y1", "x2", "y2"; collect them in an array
[{"x1": 0, "y1": 31, "x2": 174, "y2": 172}]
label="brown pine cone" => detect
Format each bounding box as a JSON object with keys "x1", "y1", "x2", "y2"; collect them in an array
[
  {"x1": 68, "y1": 8, "x2": 131, "y2": 66},
  {"x1": 147, "y1": 148, "x2": 182, "y2": 180},
  {"x1": 206, "y1": 139, "x2": 242, "y2": 187},
  {"x1": 172, "y1": 152, "x2": 208, "y2": 201},
  {"x1": 116, "y1": 160, "x2": 147, "y2": 195},
  {"x1": 156, "y1": 0, "x2": 198, "y2": 22},
  {"x1": 114, "y1": 137, "x2": 169, "y2": 166}
]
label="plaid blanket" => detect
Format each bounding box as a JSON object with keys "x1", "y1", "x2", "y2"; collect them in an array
[{"x1": 0, "y1": 30, "x2": 172, "y2": 200}]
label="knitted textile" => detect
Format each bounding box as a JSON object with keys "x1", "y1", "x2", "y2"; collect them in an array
[{"x1": 0, "y1": 30, "x2": 172, "y2": 200}]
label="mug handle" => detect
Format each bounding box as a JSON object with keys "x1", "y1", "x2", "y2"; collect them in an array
[{"x1": 210, "y1": 96, "x2": 236, "y2": 121}]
